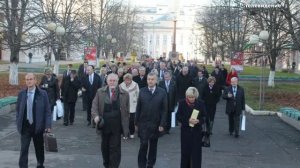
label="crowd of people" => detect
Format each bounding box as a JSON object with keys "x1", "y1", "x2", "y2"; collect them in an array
[{"x1": 15, "y1": 57, "x2": 246, "y2": 168}]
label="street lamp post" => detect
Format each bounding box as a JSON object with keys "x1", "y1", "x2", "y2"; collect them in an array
[
  {"x1": 47, "y1": 22, "x2": 65, "y2": 75},
  {"x1": 106, "y1": 34, "x2": 117, "y2": 61},
  {"x1": 249, "y1": 30, "x2": 269, "y2": 110}
]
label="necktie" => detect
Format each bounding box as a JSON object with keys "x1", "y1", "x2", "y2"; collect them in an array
[
  {"x1": 233, "y1": 87, "x2": 237, "y2": 97},
  {"x1": 111, "y1": 88, "x2": 116, "y2": 102},
  {"x1": 89, "y1": 75, "x2": 93, "y2": 85},
  {"x1": 166, "y1": 81, "x2": 169, "y2": 93},
  {"x1": 149, "y1": 88, "x2": 153, "y2": 94},
  {"x1": 27, "y1": 91, "x2": 34, "y2": 124}
]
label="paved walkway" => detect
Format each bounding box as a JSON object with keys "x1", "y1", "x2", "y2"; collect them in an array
[{"x1": 0, "y1": 98, "x2": 300, "y2": 167}]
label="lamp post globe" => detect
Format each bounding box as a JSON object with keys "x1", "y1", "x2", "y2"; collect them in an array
[
  {"x1": 259, "y1": 30, "x2": 269, "y2": 40},
  {"x1": 47, "y1": 22, "x2": 56, "y2": 31},
  {"x1": 107, "y1": 34, "x2": 112, "y2": 40},
  {"x1": 111, "y1": 38, "x2": 117, "y2": 44},
  {"x1": 212, "y1": 42, "x2": 218, "y2": 48},
  {"x1": 249, "y1": 34, "x2": 259, "y2": 44},
  {"x1": 55, "y1": 26, "x2": 65, "y2": 36},
  {"x1": 217, "y1": 41, "x2": 223, "y2": 46}
]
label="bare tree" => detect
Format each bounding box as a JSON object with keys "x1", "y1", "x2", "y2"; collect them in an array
[
  {"x1": 1, "y1": 0, "x2": 44, "y2": 85},
  {"x1": 246, "y1": 1, "x2": 290, "y2": 87}
]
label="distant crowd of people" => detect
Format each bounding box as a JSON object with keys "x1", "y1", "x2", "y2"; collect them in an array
[{"x1": 15, "y1": 57, "x2": 245, "y2": 168}]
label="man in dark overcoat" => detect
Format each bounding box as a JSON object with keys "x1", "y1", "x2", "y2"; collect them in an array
[
  {"x1": 61, "y1": 70, "x2": 81, "y2": 126},
  {"x1": 82, "y1": 65, "x2": 102, "y2": 126},
  {"x1": 192, "y1": 70, "x2": 207, "y2": 98},
  {"x1": 135, "y1": 72, "x2": 168, "y2": 168},
  {"x1": 222, "y1": 77, "x2": 245, "y2": 138},
  {"x1": 158, "y1": 71, "x2": 177, "y2": 134},
  {"x1": 176, "y1": 66, "x2": 193, "y2": 102}
]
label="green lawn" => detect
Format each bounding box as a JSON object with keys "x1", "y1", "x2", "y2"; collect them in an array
[
  {"x1": 203, "y1": 64, "x2": 300, "y2": 78},
  {"x1": 239, "y1": 81, "x2": 300, "y2": 111}
]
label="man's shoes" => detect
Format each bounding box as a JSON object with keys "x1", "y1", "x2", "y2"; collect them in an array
[
  {"x1": 70, "y1": 122, "x2": 73, "y2": 125},
  {"x1": 234, "y1": 134, "x2": 239, "y2": 138},
  {"x1": 87, "y1": 122, "x2": 91, "y2": 126},
  {"x1": 129, "y1": 134, "x2": 135, "y2": 139},
  {"x1": 229, "y1": 132, "x2": 233, "y2": 136},
  {"x1": 63, "y1": 123, "x2": 68, "y2": 126}
]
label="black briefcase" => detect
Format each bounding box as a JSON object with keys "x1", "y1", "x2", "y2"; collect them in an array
[{"x1": 44, "y1": 133, "x2": 58, "y2": 152}]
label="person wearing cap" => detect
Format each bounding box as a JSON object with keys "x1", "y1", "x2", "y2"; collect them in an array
[{"x1": 61, "y1": 70, "x2": 81, "y2": 126}]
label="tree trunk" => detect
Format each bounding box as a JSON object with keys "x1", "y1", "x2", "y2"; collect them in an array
[
  {"x1": 53, "y1": 61, "x2": 59, "y2": 75},
  {"x1": 9, "y1": 63, "x2": 19, "y2": 85},
  {"x1": 268, "y1": 71, "x2": 275, "y2": 87}
]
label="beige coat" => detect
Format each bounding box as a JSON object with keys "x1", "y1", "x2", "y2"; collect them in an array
[{"x1": 92, "y1": 86, "x2": 130, "y2": 136}]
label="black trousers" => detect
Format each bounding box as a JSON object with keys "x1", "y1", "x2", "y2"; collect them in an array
[
  {"x1": 129, "y1": 113, "x2": 135, "y2": 135},
  {"x1": 101, "y1": 131, "x2": 121, "y2": 168},
  {"x1": 82, "y1": 91, "x2": 87, "y2": 111},
  {"x1": 228, "y1": 112, "x2": 240, "y2": 135},
  {"x1": 138, "y1": 137, "x2": 158, "y2": 168},
  {"x1": 206, "y1": 103, "x2": 217, "y2": 133},
  {"x1": 165, "y1": 110, "x2": 172, "y2": 132},
  {"x1": 19, "y1": 123, "x2": 45, "y2": 168},
  {"x1": 86, "y1": 98, "x2": 92, "y2": 122},
  {"x1": 180, "y1": 127, "x2": 202, "y2": 168},
  {"x1": 64, "y1": 102, "x2": 76, "y2": 124}
]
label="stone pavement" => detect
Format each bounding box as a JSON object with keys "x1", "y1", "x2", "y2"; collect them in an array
[{"x1": 0, "y1": 98, "x2": 300, "y2": 168}]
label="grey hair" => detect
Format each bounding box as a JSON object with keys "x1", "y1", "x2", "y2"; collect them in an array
[
  {"x1": 147, "y1": 72, "x2": 158, "y2": 80},
  {"x1": 106, "y1": 73, "x2": 119, "y2": 82},
  {"x1": 139, "y1": 66, "x2": 146, "y2": 71},
  {"x1": 185, "y1": 87, "x2": 199, "y2": 99},
  {"x1": 123, "y1": 73, "x2": 133, "y2": 80}
]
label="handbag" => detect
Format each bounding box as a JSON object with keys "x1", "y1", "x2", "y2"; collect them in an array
[
  {"x1": 44, "y1": 133, "x2": 58, "y2": 152},
  {"x1": 56, "y1": 99, "x2": 64, "y2": 118},
  {"x1": 202, "y1": 119, "x2": 210, "y2": 147},
  {"x1": 202, "y1": 134, "x2": 211, "y2": 147},
  {"x1": 96, "y1": 117, "x2": 105, "y2": 130},
  {"x1": 52, "y1": 106, "x2": 57, "y2": 121},
  {"x1": 241, "y1": 114, "x2": 246, "y2": 131}
]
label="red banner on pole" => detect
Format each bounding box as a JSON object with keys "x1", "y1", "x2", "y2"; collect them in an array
[
  {"x1": 231, "y1": 52, "x2": 244, "y2": 72},
  {"x1": 84, "y1": 47, "x2": 97, "y2": 65}
]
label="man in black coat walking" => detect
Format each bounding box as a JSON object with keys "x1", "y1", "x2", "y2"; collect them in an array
[
  {"x1": 158, "y1": 71, "x2": 177, "y2": 134},
  {"x1": 82, "y1": 65, "x2": 102, "y2": 126},
  {"x1": 222, "y1": 77, "x2": 245, "y2": 138},
  {"x1": 135, "y1": 72, "x2": 168, "y2": 168},
  {"x1": 61, "y1": 70, "x2": 81, "y2": 126},
  {"x1": 176, "y1": 66, "x2": 192, "y2": 102},
  {"x1": 133, "y1": 66, "x2": 147, "y2": 89},
  {"x1": 192, "y1": 70, "x2": 207, "y2": 98}
]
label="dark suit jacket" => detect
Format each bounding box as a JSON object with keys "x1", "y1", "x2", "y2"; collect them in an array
[
  {"x1": 158, "y1": 80, "x2": 177, "y2": 112},
  {"x1": 82, "y1": 73, "x2": 102, "y2": 101},
  {"x1": 39, "y1": 75, "x2": 60, "y2": 107},
  {"x1": 61, "y1": 76, "x2": 81, "y2": 103},
  {"x1": 135, "y1": 87, "x2": 168, "y2": 139},
  {"x1": 133, "y1": 75, "x2": 147, "y2": 89},
  {"x1": 222, "y1": 85, "x2": 245, "y2": 116},
  {"x1": 201, "y1": 84, "x2": 221, "y2": 105},
  {"x1": 192, "y1": 77, "x2": 207, "y2": 98},
  {"x1": 16, "y1": 87, "x2": 52, "y2": 134},
  {"x1": 176, "y1": 99, "x2": 206, "y2": 129}
]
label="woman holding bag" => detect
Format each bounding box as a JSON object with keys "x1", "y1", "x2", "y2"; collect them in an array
[{"x1": 176, "y1": 87, "x2": 207, "y2": 168}]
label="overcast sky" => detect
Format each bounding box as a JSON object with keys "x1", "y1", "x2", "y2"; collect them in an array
[{"x1": 129, "y1": 0, "x2": 212, "y2": 7}]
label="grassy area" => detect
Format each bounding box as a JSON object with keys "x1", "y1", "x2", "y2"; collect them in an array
[
  {"x1": 202, "y1": 64, "x2": 300, "y2": 78},
  {"x1": 239, "y1": 81, "x2": 300, "y2": 111}
]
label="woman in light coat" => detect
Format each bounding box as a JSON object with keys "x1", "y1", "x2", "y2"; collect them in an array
[{"x1": 119, "y1": 73, "x2": 140, "y2": 139}]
